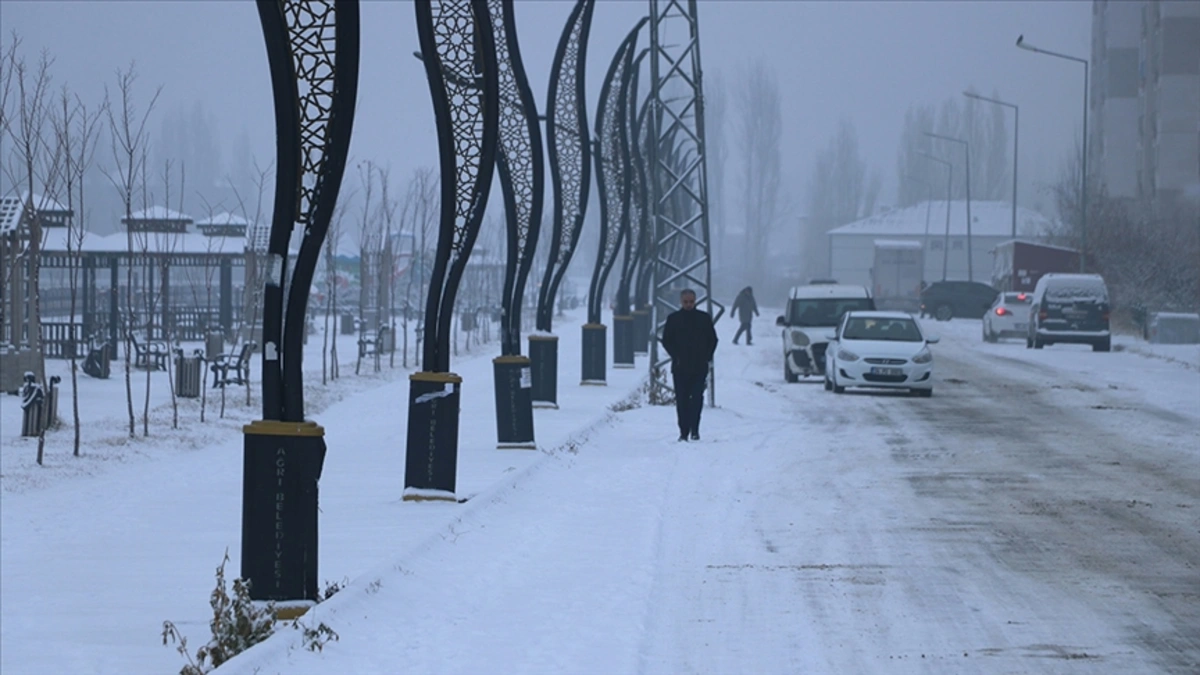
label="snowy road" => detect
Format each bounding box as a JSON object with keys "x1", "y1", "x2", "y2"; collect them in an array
[{"x1": 221, "y1": 316, "x2": 1200, "y2": 675}]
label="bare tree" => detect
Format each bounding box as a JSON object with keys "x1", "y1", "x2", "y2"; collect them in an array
[
  {"x1": 228, "y1": 158, "x2": 272, "y2": 409},
  {"x1": 374, "y1": 164, "x2": 398, "y2": 369},
  {"x1": 733, "y1": 59, "x2": 785, "y2": 290},
  {"x1": 705, "y1": 69, "x2": 729, "y2": 272},
  {"x1": 804, "y1": 118, "x2": 878, "y2": 279},
  {"x1": 51, "y1": 85, "x2": 104, "y2": 456},
  {"x1": 4, "y1": 47, "x2": 58, "y2": 384},
  {"x1": 100, "y1": 62, "x2": 161, "y2": 438}
]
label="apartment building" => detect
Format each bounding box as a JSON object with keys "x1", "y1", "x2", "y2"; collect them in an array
[{"x1": 1091, "y1": 0, "x2": 1200, "y2": 216}]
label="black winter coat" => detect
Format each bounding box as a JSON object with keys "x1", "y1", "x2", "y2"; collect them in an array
[{"x1": 661, "y1": 308, "x2": 718, "y2": 374}]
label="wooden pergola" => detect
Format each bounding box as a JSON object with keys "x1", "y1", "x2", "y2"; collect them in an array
[{"x1": 2, "y1": 200, "x2": 271, "y2": 359}]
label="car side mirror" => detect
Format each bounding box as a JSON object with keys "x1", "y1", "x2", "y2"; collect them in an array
[
  {"x1": 926, "y1": 336, "x2": 940, "y2": 344},
  {"x1": 775, "y1": 315, "x2": 786, "y2": 327},
  {"x1": 825, "y1": 332, "x2": 838, "y2": 341}
]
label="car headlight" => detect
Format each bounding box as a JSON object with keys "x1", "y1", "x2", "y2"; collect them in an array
[
  {"x1": 790, "y1": 331, "x2": 809, "y2": 347},
  {"x1": 836, "y1": 348, "x2": 859, "y2": 361},
  {"x1": 912, "y1": 347, "x2": 933, "y2": 364}
]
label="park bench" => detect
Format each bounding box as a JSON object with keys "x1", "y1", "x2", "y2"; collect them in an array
[
  {"x1": 130, "y1": 331, "x2": 169, "y2": 371},
  {"x1": 209, "y1": 341, "x2": 256, "y2": 389}
]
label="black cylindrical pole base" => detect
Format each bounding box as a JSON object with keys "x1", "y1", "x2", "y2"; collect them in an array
[
  {"x1": 581, "y1": 323, "x2": 607, "y2": 385},
  {"x1": 403, "y1": 372, "x2": 462, "y2": 502},
  {"x1": 527, "y1": 334, "x2": 558, "y2": 409},
  {"x1": 241, "y1": 420, "x2": 326, "y2": 605},
  {"x1": 493, "y1": 356, "x2": 535, "y2": 449},
  {"x1": 633, "y1": 307, "x2": 651, "y2": 355},
  {"x1": 612, "y1": 314, "x2": 635, "y2": 369}
]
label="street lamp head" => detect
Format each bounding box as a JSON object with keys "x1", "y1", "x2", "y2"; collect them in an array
[{"x1": 1015, "y1": 34, "x2": 1037, "y2": 52}]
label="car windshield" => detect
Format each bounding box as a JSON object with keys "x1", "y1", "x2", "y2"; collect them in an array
[
  {"x1": 841, "y1": 317, "x2": 924, "y2": 342},
  {"x1": 788, "y1": 298, "x2": 874, "y2": 326}
]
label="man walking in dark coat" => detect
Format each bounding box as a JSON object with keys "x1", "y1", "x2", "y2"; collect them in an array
[
  {"x1": 730, "y1": 286, "x2": 759, "y2": 345},
  {"x1": 660, "y1": 288, "x2": 719, "y2": 442}
]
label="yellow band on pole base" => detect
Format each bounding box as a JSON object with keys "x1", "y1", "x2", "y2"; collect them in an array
[
  {"x1": 242, "y1": 420, "x2": 325, "y2": 437},
  {"x1": 613, "y1": 315, "x2": 634, "y2": 321},
  {"x1": 493, "y1": 355, "x2": 531, "y2": 365},
  {"x1": 583, "y1": 323, "x2": 606, "y2": 330},
  {"x1": 527, "y1": 334, "x2": 558, "y2": 342},
  {"x1": 272, "y1": 601, "x2": 315, "y2": 621},
  {"x1": 410, "y1": 371, "x2": 463, "y2": 384}
]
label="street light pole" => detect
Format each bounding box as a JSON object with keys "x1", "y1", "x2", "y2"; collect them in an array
[
  {"x1": 1016, "y1": 34, "x2": 1088, "y2": 272},
  {"x1": 964, "y1": 91, "x2": 1019, "y2": 240},
  {"x1": 918, "y1": 152, "x2": 953, "y2": 282},
  {"x1": 925, "y1": 131, "x2": 972, "y2": 282}
]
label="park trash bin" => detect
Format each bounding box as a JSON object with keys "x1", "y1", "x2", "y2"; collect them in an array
[
  {"x1": 20, "y1": 372, "x2": 44, "y2": 437},
  {"x1": 341, "y1": 313, "x2": 356, "y2": 335},
  {"x1": 44, "y1": 375, "x2": 61, "y2": 430},
  {"x1": 174, "y1": 349, "x2": 203, "y2": 399},
  {"x1": 206, "y1": 330, "x2": 225, "y2": 361}
]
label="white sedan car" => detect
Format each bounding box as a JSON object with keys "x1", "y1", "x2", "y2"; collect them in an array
[
  {"x1": 983, "y1": 291, "x2": 1033, "y2": 342},
  {"x1": 824, "y1": 311, "x2": 939, "y2": 397}
]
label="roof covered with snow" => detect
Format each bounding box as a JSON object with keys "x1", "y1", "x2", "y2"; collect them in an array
[
  {"x1": 195, "y1": 212, "x2": 251, "y2": 227},
  {"x1": 828, "y1": 201, "x2": 1056, "y2": 238},
  {"x1": 124, "y1": 206, "x2": 192, "y2": 223},
  {"x1": 0, "y1": 192, "x2": 73, "y2": 234}
]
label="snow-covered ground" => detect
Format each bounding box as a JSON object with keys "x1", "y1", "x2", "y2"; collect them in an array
[{"x1": 2, "y1": 310, "x2": 1198, "y2": 674}]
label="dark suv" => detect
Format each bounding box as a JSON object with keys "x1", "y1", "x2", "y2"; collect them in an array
[
  {"x1": 920, "y1": 281, "x2": 998, "y2": 321},
  {"x1": 1026, "y1": 273, "x2": 1111, "y2": 351}
]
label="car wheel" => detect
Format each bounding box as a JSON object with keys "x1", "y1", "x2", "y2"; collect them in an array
[
  {"x1": 823, "y1": 377, "x2": 832, "y2": 391},
  {"x1": 1025, "y1": 335, "x2": 1033, "y2": 349},
  {"x1": 1093, "y1": 338, "x2": 1111, "y2": 352},
  {"x1": 784, "y1": 361, "x2": 799, "y2": 383},
  {"x1": 831, "y1": 371, "x2": 845, "y2": 394},
  {"x1": 1033, "y1": 335, "x2": 1044, "y2": 349},
  {"x1": 918, "y1": 388, "x2": 933, "y2": 398},
  {"x1": 935, "y1": 304, "x2": 953, "y2": 321}
]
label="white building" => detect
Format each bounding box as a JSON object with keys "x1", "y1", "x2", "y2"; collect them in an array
[
  {"x1": 1092, "y1": 0, "x2": 1200, "y2": 214},
  {"x1": 826, "y1": 201, "x2": 1058, "y2": 288}
]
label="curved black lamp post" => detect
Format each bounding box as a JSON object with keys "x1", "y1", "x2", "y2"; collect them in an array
[
  {"x1": 582, "y1": 18, "x2": 645, "y2": 385},
  {"x1": 245, "y1": 0, "x2": 359, "y2": 608},
  {"x1": 404, "y1": 0, "x2": 500, "y2": 501},
  {"x1": 612, "y1": 49, "x2": 649, "y2": 369},
  {"x1": 631, "y1": 95, "x2": 654, "y2": 355},
  {"x1": 530, "y1": 0, "x2": 595, "y2": 409},
  {"x1": 489, "y1": 0, "x2": 543, "y2": 449}
]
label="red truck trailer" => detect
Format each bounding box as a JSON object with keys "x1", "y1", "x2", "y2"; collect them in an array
[{"x1": 990, "y1": 240, "x2": 1080, "y2": 293}]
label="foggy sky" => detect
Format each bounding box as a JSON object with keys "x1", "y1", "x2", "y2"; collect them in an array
[{"x1": 1, "y1": 0, "x2": 1090, "y2": 222}]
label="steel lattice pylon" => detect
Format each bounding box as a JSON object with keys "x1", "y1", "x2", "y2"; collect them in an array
[{"x1": 646, "y1": 0, "x2": 720, "y2": 405}]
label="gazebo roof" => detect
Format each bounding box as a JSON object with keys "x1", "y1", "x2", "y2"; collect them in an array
[
  {"x1": 0, "y1": 192, "x2": 73, "y2": 234},
  {"x1": 124, "y1": 206, "x2": 193, "y2": 223},
  {"x1": 195, "y1": 211, "x2": 251, "y2": 227}
]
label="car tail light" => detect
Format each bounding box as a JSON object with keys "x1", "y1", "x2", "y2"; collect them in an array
[
  {"x1": 1017, "y1": 293, "x2": 1028, "y2": 301},
  {"x1": 995, "y1": 307, "x2": 1009, "y2": 316}
]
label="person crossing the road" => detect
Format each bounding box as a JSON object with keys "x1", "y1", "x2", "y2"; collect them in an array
[{"x1": 730, "y1": 285, "x2": 760, "y2": 345}]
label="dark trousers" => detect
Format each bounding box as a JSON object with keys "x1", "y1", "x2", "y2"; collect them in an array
[
  {"x1": 672, "y1": 369, "x2": 708, "y2": 437},
  {"x1": 733, "y1": 320, "x2": 752, "y2": 344}
]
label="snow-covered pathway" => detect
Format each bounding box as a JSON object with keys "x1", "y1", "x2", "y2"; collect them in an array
[{"x1": 219, "y1": 313, "x2": 1199, "y2": 675}]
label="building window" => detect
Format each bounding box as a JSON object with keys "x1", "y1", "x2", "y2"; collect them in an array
[
  {"x1": 951, "y1": 239, "x2": 964, "y2": 251},
  {"x1": 930, "y1": 239, "x2": 944, "y2": 251}
]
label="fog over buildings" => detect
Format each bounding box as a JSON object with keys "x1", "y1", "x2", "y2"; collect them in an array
[{"x1": 1, "y1": 0, "x2": 1105, "y2": 292}]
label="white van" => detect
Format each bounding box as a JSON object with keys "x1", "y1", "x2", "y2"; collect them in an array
[{"x1": 775, "y1": 284, "x2": 875, "y2": 382}]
